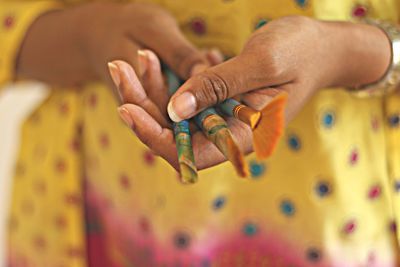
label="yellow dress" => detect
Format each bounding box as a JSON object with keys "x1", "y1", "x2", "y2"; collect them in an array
[{"x1": 2, "y1": 0, "x2": 400, "y2": 266}]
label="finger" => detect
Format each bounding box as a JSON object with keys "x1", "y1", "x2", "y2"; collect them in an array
[
  {"x1": 131, "y1": 19, "x2": 209, "y2": 79},
  {"x1": 109, "y1": 60, "x2": 169, "y2": 127},
  {"x1": 167, "y1": 53, "x2": 282, "y2": 122},
  {"x1": 104, "y1": 39, "x2": 141, "y2": 103},
  {"x1": 205, "y1": 48, "x2": 225, "y2": 66},
  {"x1": 118, "y1": 104, "x2": 179, "y2": 169},
  {"x1": 137, "y1": 49, "x2": 169, "y2": 114}
]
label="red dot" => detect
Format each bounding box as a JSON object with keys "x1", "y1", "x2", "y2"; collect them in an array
[
  {"x1": 99, "y1": 133, "x2": 110, "y2": 148},
  {"x1": 76, "y1": 123, "x2": 84, "y2": 136},
  {"x1": 119, "y1": 174, "x2": 131, "y2": 189},
  {"x1": 139, "y1": 217, "x2": 151, "y2": 234},
  {"x1": 390, "y1": 221, "x2": 397, "y2": 232},
  {"x1": 55, "y1": 215, "x2": 68, "y2": 229},
  {"x1": 352, "y1": 4, "x2": 367, "y2": 18},
  {"x1": 70, "y1": 138, "x2": 81, "y2": 151},
  {"x1": 33, "y1": 235, "x2": 46, "y2": 250},
  {"x1": 343, "y1": 219, "x2": 357, "y2": 234},
  {"x1": 368, "y1": 185, "x2": 381, "y2": 199},
  {"x1": 34, "y1": 180, "x2": 47, "y2": 194},
  {"x1": 190, "y1": 17, "x2": 207, "y2": 35},
  {"x1": 15, "y1": 162, "x2": 26, "y2": 177},
  {"x1": 143, "y1": 150, "x2": 155, "y2": 165},
  {"x1": 88, "y1": 93, "x2": 98, "y2": 108},
  {"x1": 59, "y1": 102, "x2": 69, "y2": 115},
  {"x1": 8, "y1": 216, "x2": 18, "y2": 231},
  {"x1": 3, "y1": 15, "x2": 14, "y2": 29},
  {"x1": 371, "y1": 116, "x2": 380, "y2": 131},
  {"x1": 55, "y1": 159, "x2": 67, "y2": 173},
  {"x1": 368, "y1": 251, "x2": 376, "y2": 264},
  {"x1": 66, "y1": 247, "x2": 84, "y2": 258},
  {"x1": 349, "y1": 148, "x2": 359, "y2": 165},
  {"x1": 65, "y1": 193, "x2": 81, "y2": 205}
]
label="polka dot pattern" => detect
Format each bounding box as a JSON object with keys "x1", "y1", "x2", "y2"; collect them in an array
[
  {"x1": 6, "y1": 1, "x2": 400, "y2": 266},
  {"x1": 388, "y1": 114, "x2": 400, "y2": 128},
  {"x1": 3, "y1": 15, "x2": 14, "y2": 29},
  {"x1": 295, "y1": 0, "x2": 308, "y2": 8},
  {"x1": 352, "y1": 4, "x2": 368, "y2": 18},
  {"x1": 190, "y1": 17, "x2": 207, "y2": 35},
  {"x1": 212, "y1": 196, "x2": 226, "y2": 210},
  {"x1": 249, "y1": 160, "x2": 266, "y2": 178},
  {"x1": 315, "y1": 181, "x2": 331, "y2": 197},
  {"x1": 349, "y1": 148, "x2": 359, "y2": 165},
  {"x1": 287, "y1": 134, "x2": 301, "y2": 151},
  {"x1": 306, "y1": 247, "x2": 322, "y2": 262},
  {"x1": 254, "y1": 18, "x2": 268, "y2": 30},
  {"x1": 280, "y1": 200, "x2": 296, "y2": 216},
  {"x1": 321, "y1": 111, "x2": 335, "y2": 128},
  {"x1": 368, "y1": 185, "x2": 381, "y2": 199},
  {"x1": 242, "y1": 222, "x2": 258, "y2": 236},
  {"x1": 143, "y1": 150, "x2": 155, "y2": 165},
  {"x1": 174, "y1": 231, "x2": 191, "y2": 249},
  {"x1": 343, "y1": 219, "x2": 357, "y2": 235}
]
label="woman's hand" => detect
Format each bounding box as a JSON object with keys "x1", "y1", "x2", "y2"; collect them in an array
[
  {"x1": 16, "y1": 2, "x2": 207, "y2": 87},
  {"x1": 112, "y1": 50, "x2": 243, "y2": 171},
  {"x1": 167, "y1": 16, "x2": 391, "y2": 122}
]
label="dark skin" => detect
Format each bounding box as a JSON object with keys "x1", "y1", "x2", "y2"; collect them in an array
[
  {"x1": 114, "y1": 17, "x2": 392, "y2": 170},
  {"x1": 16, "y1": 2, "x2": 208, "y2": 87},
  {"x1": 16, "y1": 2, "x2": 391, "y2": 170}
]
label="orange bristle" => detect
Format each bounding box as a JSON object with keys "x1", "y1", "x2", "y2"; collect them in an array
[
  {"x1": 226, "y1": 133, "x2": 249, "y2": 177},
  {"x1": 253, "y1": 93, "x2": 288, "y2": 159}
]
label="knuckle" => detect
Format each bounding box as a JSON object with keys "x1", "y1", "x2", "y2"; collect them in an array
[{"x1": 194, "y1": 72, "x2": 229, "y2": 106}]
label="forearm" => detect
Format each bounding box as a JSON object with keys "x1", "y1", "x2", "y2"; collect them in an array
[{"x1": 321, "y1": 20, "x2": 391, "y2": 89}]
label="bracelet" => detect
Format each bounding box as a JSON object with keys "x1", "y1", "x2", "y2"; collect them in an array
[{"x1": 349, "y1": 19, "x2": 400, "y2": 97}]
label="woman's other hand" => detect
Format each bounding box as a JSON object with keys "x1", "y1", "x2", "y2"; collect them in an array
[{"x1": 16, "y1": 2, "x2": 207, "y2": 87}]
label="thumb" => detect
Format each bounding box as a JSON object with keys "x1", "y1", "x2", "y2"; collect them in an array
[{"x1": 167, "y1": 54, "x2": 274, "y2": 122}]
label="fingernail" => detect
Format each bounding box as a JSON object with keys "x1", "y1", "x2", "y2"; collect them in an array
[
  {"x1": 167, "y1": 92, "x2": 197, "y2": 122},
  {"x1": 108, "y1": 62, "x2": 120, "y2": 87},
  {"x1": 137, "y1": 50, "x2": 148, "y2": 78},
  {"x1": 118, "y1": 107, "x2": 135, "y2": 130}
]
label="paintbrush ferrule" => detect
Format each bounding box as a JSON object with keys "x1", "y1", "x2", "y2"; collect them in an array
[{"x1": 219, "y1": 99, "x2": 261, "y2": 129}]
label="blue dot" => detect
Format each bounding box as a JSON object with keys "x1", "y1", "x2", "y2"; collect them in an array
[
  {"x1": 249, "y1": 160, "x2": 266, "y2": 178},
  {"x1": 280, "y1": 200, "x2": 295, "y2": 216},
  {"x1": 288, "y1": 134, "x2": 301, "y2": 151},
  {"x1": 394, "y1": 180, "x2": 400, "y2": 192},
  {"x1": 295, "y1": 0, "x2": 308, "y2": 7},
  {"x1": 201, "y1": 259, "x2": 211, "y2": 267},
  {"x1": 315, "y1": 181, "x2": 331, "y2": 197},
  {"x1": 255, "y1": 19, "x2": 268, "y2": 30},
  {"x1": 388, "y1": 114, "x2": 400, "y2": 128},
  {"x1": 212, "y1": 196, "x2": 226, "y2": 210},
  {"x1": 322, "y1": 112, "x2": 335, "y2": 128},
  {"x1": 306, "y1": 247, "x2": 322, "y2": 262},
  {"x1": 242, "y1": 222, "x2": 258, "y2": 236}
]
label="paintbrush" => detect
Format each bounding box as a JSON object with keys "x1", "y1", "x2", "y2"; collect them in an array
[
  {"x1": 165, "y1": 68, "x2": 198, "y2": 184},
  {"x1": 166, "y1": 69, "x2": 248, "y2": 178},
  {"x1": 194, "y1": 108, "x2": 249, "y2": 177},
  {"x1": 218, "y1": 94, "x2": 287, "y2": 159}
]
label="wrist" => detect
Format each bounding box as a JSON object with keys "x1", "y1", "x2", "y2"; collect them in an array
[{"x1": 320, "y1": 20, "x2": 391, "y2": 89}]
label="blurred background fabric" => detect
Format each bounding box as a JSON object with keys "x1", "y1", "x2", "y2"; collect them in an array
[{"x1": 0, "y1": 83, "x2": 48, "y2": 267}]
